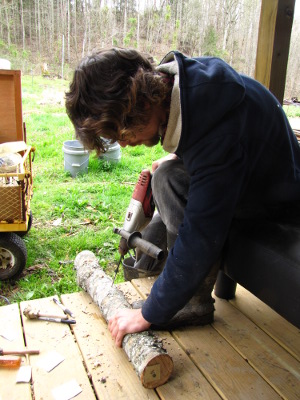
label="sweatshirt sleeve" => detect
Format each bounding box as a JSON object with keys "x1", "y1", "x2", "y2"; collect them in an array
[{"x1": 142, "y1": 137, "x2": 247, "y2": 325}]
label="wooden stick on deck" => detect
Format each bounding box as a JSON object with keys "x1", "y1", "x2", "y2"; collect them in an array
[{"x1": 74, "y1": 250, "x2": 173, "y2": 389}]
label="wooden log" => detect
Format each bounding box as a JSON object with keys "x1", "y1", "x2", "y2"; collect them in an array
[{"x1": 74, "y1": 250, "x2": 173, "y2": 389}]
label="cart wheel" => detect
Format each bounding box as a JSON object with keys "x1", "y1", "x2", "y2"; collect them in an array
[
  {"x1": 0, "y1": 233, "x2": 27, "y2": 280},
  {"x1": 17, "y1": 211, "x2": 33, "y2": 237}
]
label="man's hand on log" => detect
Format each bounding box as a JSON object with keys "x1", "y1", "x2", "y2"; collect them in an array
[{"x1": 108, "y1": 309, "x2": 151, "y2": 347}]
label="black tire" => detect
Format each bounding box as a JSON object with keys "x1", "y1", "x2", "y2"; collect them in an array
[
  {"x1": 0, "y1": 233, "x2": 27, "y2": 280},
  {"x1": 17, "y1": 210, "x2": 33, "y2": 237}
]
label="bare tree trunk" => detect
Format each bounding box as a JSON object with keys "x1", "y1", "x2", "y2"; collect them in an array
[
  {"x1": 37, "y1": 0, "x2": 41, "y2": 52},
  {"x1": 74, "y1": 250, "x2": 173, "y2": 389},
  {"x1": 0, "y1": 7, "x2": 3, "y2": 38},
  {"x1": 20, "y1": 0, "x2": 25, "y2": 51},
  {"x1": 82, "y1": 0, "x2": 87, "y2": 58},
  {"x1": 48, "y1": 1, "x2": 52, "y2": 57},
  {"x1": 61, "y1": 34, "x2": 64, "y2": 79},
  {"x1": 73, "y1": 0, "x2": 78, "y2": 58},
  {"x1": 137, "y1": 1, "x2": 140, "y2": 49},
  {"x1": 123, "y1": 0, "x2": 127, "y2": 45},
  {"x1": 87, "y1": 7, "x2": 91, "y2": 54},
  {"x1": 67, "y1": 0, "x2": 70, "y2": 62},
  {"x1": 4, "y1": 0, "x2": 11, "y2": 47}
]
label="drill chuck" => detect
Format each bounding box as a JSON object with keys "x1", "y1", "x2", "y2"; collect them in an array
[{"x1": 113, "y1": 228, "x2": 165, "y2": 260}]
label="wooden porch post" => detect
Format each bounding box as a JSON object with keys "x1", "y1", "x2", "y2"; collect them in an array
[{"x1": 255, "y1": 0, "x2": 295, "y2": 104}]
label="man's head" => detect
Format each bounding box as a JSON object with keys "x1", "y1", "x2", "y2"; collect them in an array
[{"x1": 65, "y1": 48, "x2": 170, "y2": 154}]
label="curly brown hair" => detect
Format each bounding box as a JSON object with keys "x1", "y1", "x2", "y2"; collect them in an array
[{"x1": 65, "y1": 48, "x2": 170, "y2": 155}]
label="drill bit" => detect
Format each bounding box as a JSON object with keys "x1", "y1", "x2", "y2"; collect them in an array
[{"x1": 112, "y1": 254, "x2": 123, "y2": 286}]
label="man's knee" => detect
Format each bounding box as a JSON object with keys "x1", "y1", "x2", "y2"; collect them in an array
[
  {"x1": 152, "y1": 159, "x2": 189, "y2": 198},
  {"x1": 152, "y1": 160, "x2": 172, "y2": 193},
  {"x1": 152, "y1": 159, "x2": 190, "y2": 235}
]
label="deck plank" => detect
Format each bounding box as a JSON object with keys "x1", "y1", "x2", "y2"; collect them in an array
[
  {"x1": 132, "y1": 277, "x2": 283, "y2": 400},
  {"x1": 213, "y1": 297, "x2": 300, "y2": 400},
  {"x1": 1, "y1": 278, "x2": 299, "y2": 400},
  {"x1": 173, "y1": 325, "x2": 281, "y2": 400},
  {"x1": 117, "y1": 282, "x2": 221, "y2": 400},
  {"x1": 20, "y1": 297, "x2": 95, "y2": 400},
  {"x1": 230, "y1": 285, "x2": 300, "y2": 361},
  {"x1": 0, "y1": 303, "x2": 32, "y2": 400},
  {"x1": 61, "y1": 291, "x2": 160, "y2": 400}
]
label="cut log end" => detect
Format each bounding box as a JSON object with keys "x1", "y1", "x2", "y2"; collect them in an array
[{"x1": 140, "y1": 353, "x2": 174, "y2": 389}]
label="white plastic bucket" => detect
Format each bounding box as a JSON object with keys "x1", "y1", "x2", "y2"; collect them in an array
[
  {"x1": 0, "y1": 59, "x2": 11, "y2": 69},
  {"x1": 63, "y1": 140, "x2": 89, "y2": 177},
  {"x1": 99, "y1": 141, "x2": 121, "y2": 163}
]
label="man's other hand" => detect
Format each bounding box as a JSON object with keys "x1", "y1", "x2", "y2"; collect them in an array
[
  {"x1": 152, "y1": 153, "x2": 178, "y2": 172},
  {"x1": 108, "y1": 308, "x2": 151, "y2": 347}
]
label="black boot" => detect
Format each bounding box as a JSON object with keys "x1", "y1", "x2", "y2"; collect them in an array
[
  {"x1": 162, "y1": 261, "x2": 220, "y2": 329},
  {"x1": 131, "y1": 262, "x2": 220, "y2": 329},
  {"x1": 162, "y1": 231, "x2": 218, "y2": 328}
]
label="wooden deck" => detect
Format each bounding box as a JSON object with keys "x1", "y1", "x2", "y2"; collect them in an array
[{"x1": 0, "y1": 279, "x2": 299, "y2": 400}]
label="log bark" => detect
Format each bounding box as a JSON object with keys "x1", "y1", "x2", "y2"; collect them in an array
[{"x1": 74, "y1": 250, "x2": 173, "y2": 389}]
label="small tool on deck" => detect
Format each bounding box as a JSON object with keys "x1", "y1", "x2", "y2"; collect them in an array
[
  {"x1": 0, "y1": 356, "x2": 22, "y2": 369},
  {"x1": 53, "y1": 296, "x2": 75, "y2": 318},
  {"x1": 0, "y1": 348, "x2": 40, "y2": 356},
  {"x1": 23, "y1": 305, "x2": 76, "y2": 324},
  {"x1": 33, "y1": 316, "x2": 76, "y2": 324}
]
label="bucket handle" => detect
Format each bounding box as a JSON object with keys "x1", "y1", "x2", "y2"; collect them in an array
[{"x1": 72, "y1": 161, "x2": 87, "y2": 167}]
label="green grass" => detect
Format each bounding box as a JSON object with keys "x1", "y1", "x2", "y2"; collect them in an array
[
  {"x1": 283, "y1": 104, "x2": 300, "y2": 118},
  {"x1": 0, "y1": 75, "x2": 166, "y2": 305}
]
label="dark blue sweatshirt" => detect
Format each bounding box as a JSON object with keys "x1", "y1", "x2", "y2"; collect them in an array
[{"x1": 142, "y1": 51, "x2": 300, "y2": 325}]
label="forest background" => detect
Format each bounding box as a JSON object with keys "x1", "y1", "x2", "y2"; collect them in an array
[{"x1": 0, "y1": 0, "x2": 300, "y2": 99}]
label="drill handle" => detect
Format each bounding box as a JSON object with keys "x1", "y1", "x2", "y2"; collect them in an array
[
  {"x1": 132, "y1": 169, "x2": 155, "y2": 218},
  {"x1": 114, "y1": 228, "x2": 165, "y2": 260}
]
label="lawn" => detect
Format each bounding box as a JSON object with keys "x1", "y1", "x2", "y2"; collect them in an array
[{"x1": 0, "y1": 75, "x2": 166, "y2": 305}]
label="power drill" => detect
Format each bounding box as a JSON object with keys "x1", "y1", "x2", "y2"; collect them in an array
[
  {"x1": 117, "y1": 169, "x2": 155, "y2": 256},
  {"x1": 112, "y1": 170, "x2": 165, "y2": 283}
]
